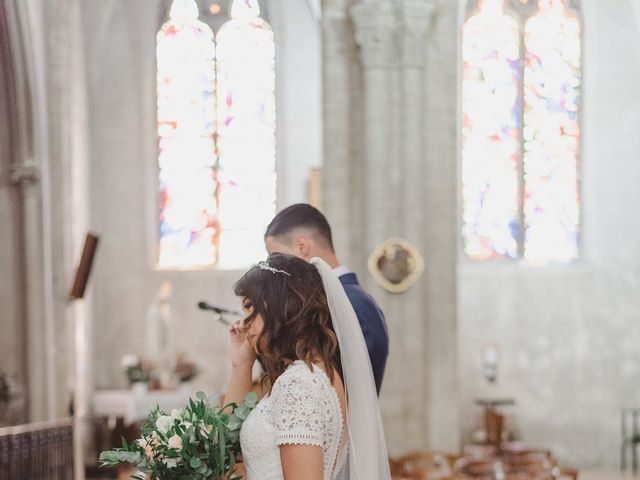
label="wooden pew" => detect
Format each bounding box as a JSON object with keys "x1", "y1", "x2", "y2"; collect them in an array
[{"x1": 0, "y1": 418, "x2": 74, "y2": 479}]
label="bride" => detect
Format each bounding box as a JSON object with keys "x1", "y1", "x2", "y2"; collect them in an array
[{"x1": 223, "y1": 253, "x2": 390, "y2": 480}]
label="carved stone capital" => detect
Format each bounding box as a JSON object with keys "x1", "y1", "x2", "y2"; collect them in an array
[
  {"x1": 350, "y1": 1, "x2": 397, "y2": 69},
  {"x1": 11, "y1": 160, "x2": 41, "y2": 185},
  {"x1": 323, "y1": 13, "x2": 352, "y2": 59},
  {"x1": 399, "y1": 0, "x2": 436, "y2": 68}
]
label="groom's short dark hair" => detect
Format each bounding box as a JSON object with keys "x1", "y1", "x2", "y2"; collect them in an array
[{"x1": 265, "y1": 204, "x2": 334, "y2": 250}]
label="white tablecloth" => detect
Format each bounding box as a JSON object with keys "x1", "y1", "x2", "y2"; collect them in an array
[{"x1": 93, "y1": 387, "x2": 194, "y2": 425}]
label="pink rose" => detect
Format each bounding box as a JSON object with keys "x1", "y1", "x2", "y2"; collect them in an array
[
  {"x1": 167, "y1": 434, "x2": 183, "y2": 451},
  {"x1": 136, "y1": 438, "x2": 155, "y2": 461}
]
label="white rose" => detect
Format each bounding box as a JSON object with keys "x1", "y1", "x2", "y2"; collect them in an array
[
  {"x1": 170, "y1": 409, "x2": 183, "y2": 421},
  {"x1": 167, "y1": 434, "x2": 183, "y2": 451},
  {"x1": 155, "y1": 415, "x2": 173, "y2": 435},
  {"x1": 120, "y1": 354, "x2": 139, "y2": 369},
  {"x1": 162, "y1": 457, "x2": 178, "y2": 469}
]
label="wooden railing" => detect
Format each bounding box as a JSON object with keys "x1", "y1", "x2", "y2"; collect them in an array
[{"x1": 0, "y1": 418, "x2": 73, "y2": 480}]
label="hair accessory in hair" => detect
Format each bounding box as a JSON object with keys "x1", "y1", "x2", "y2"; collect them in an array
[{"x1": 256, "y1": 260, "x2": 292, "y2": 276}]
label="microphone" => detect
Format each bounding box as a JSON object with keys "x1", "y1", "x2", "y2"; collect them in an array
[{"x1": 197, "y1": 301, "x2": 241, "y2": 316}]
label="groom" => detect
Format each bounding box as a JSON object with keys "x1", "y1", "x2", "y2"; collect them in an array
[{"x1": 264, "y1": 203, "x2": 389, "y2": 394}]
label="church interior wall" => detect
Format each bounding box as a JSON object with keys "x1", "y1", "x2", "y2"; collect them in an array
[{"x1": 80, "y1": 0, "x2": 322, "y2": 392}]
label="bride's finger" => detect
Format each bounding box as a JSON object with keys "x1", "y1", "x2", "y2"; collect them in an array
[{"x1": 229, "y1": 320, "x2": 244, "y2": 335}]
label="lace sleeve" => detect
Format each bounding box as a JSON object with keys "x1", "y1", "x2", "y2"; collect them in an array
[{"x1": 270, "y1": 368, "x2": 325, "y2": 447}]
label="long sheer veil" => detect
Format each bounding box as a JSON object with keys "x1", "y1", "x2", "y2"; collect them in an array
[{"x1": 310, "y1": 257, "x2": 391, "y2": 480}]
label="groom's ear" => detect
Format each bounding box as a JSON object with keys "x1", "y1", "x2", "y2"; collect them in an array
[{"x1": 293, "y1": 234, "x2": 312, "y2": 259}]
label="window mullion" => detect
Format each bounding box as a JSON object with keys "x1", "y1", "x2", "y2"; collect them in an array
[{"x1": 516, "y1": 11, "x2": 526, "y2": 260}]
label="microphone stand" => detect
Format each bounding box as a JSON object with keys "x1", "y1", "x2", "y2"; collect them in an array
[
  {"x1": 210, "y1": 311, "x2": 234, "y2": 326},
  {"x1": 197, "y1": 302, "x2": 239, "y2": 326}
]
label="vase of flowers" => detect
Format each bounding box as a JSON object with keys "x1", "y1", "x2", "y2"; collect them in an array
[
  {"x1": 99, "y1": 391, "x2": 256, "y2": 480},
  {"x1": 121, "y1": 354, "x2": 153, "y2": 390}
]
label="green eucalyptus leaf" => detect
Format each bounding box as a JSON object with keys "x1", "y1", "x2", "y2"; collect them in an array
[
  {"x1": 234, "y1": 405, "x2": 250, "y2": 421},
  {"x1": 244, "y1": 391, "x2": 258, "y2": 409},
  {"x1": 227, "y1": 414, "x2": 241, "y2": 431},
  {"x1": 99, "y1": 450, "x2": 143, "y2": 466}
]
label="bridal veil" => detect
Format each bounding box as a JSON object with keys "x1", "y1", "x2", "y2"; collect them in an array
[{"x1": 310, "y1": 257, "x2": 391, "y2": 480}]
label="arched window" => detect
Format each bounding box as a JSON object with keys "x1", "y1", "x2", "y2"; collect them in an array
[
  {"x1": 215, "y1": 0, "x2": 276, "y2": 268},
  {"x1": 157, "y1": 0, "x2": 276, "y2": 269},
  {"x1": 461, "y1": 0, "x2": 581, "y2": 263}
]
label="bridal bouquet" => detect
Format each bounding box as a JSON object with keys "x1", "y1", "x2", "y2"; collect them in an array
[{"x1": 99, "y1": 391, "x2": 257, "y2": 480}]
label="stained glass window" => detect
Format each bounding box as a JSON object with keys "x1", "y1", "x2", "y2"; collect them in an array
[
  {"x1": 215, "y1": 0, "x2": 276, "y2": 269},
  {"x1": 523, "y1": 0, "x2": 581, "y2": 262},
  {"x1": 461, "y1": 0, "x2": 581, "y2": 263},
  {"x1": 462, "y1": 0, "x2": 521, "y2": 260},
  {"x1": 157, "y1": 0, "x2": 276, "y2": 269}
]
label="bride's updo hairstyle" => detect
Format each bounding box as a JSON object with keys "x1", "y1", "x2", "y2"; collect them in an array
[{"x1": 234, "y1": 253, "x2": 342, "y2": 391}]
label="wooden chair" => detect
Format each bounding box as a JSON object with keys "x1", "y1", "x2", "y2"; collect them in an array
[
  {"x1": 391, "y1": 451, "x2": 456, "y2": 479},
  {"x1": 453, "y1": 456, "x2": 501, "y2": 477},
  {"x1": 462, "y1": 444, "x2": 497, "y2": 460},
  {"x1": 554, "y1": 467, "x2": 578, "y2": 480}
]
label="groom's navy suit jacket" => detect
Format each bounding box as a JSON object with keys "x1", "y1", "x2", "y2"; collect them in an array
[{"x1": 338, "y1": 272, "x2": 389, "y2": 395}]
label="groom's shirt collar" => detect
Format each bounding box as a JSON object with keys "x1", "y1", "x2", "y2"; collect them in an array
[{"x1": 333, "y1": 265, "x2": 351, "y2": 278}]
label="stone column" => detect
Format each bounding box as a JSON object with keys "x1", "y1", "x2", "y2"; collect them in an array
[
  {"x1": 322, "y1": 3, "x2": 357, "y2": 263},
  {"x1": 402, "y1": 0, "x2": 460, "y2": 451},
  {"x1": 399, "y1": 0, "x2": 434, "y2": 231},
  {"x1": 351, "y1": 0, "x2": 397, "y2": 270},
  {"x1": 5, "y1": 0, "x2": 58, "y2": 422},
  {"x1": 9, "y1": 162, "x2": 51, "y2": 422},
  {"x1": 45, "y1": 0, "x2": 92, "y2": 476},
  {"x1": 397, "y1": 0, "x2": 437, "y2": 450}
]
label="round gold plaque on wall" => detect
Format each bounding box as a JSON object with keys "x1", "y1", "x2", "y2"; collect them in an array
[{"x1": 367, "y1": 237, "x2": 424, "y2": 293}]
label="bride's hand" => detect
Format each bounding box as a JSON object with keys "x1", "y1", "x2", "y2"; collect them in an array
[{"x1": 229, "y1": 320, "x2": 256, "y2": 368}]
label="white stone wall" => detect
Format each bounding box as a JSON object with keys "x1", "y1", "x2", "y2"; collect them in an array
[
  {"x1": 457, "y1": 0, "x2": 640, "y2": 469},
  {"x1": 270, "y1": 0, "x2": 323, "y2": 206}
]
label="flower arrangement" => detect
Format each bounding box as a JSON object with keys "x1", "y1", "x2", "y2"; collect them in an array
[
  {"x1": 121, "y1": 354, "x2": 154, "y2": 385},
  {"x1": 99, "y1": 391, "x2": 257, "y2": 480},
  {"x1": 174, "y1": 354, "x2": 198, "y2": 383}
]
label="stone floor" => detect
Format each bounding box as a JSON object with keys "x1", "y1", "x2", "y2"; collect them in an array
[
  {"x1": 87, "y1": 468, "x2": 640, "y2": 480},
  {"x1": 582, "y1": 471, "x2": 640, "y2": 480}
]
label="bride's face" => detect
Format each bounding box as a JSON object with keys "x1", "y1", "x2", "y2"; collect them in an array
[{"x1": 241, "y1": 297, "x2": 264, "y2": 350}]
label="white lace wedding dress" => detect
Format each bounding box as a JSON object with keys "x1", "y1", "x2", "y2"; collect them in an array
[{"x1": 240, "y1": 360, "x2": 347, "y2": 480}]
